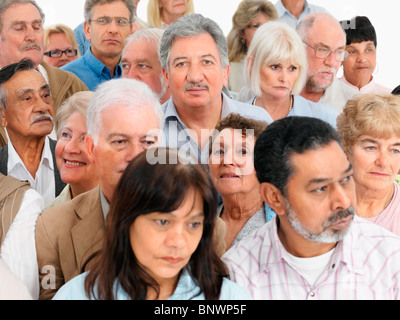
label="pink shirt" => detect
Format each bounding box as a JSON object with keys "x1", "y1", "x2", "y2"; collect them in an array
[
  {"x1": 223, "y1": 215, "x2": 400, "y2": 299},
  {"x1": 340, "y1": 76, "x2": 392, "y2": 94},
  {"x1": 365, "y1": 183, "x2": 400, "y2": 236}
]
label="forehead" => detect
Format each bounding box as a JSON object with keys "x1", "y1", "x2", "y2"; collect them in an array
[
  {"x1": 289, "y1": 142, "x2": 349, "y2": 184},
  {"x1": 123, "y1": 39, "x2": 159, "y2": 59},
  {"x1": 91, "y1": 1, "x2": 130, "y2": 17},
  {"x1": 4, "y1": 69, "x2": 47, "y2": 92},
  {"x1": 169, "y1": 33, "x2": 221, "y2": 60},
  {"x1": 2, "y1": 3, "x2": 42, "y2": 25},
  {"x1": 307, "y1": 18, "x2": 345, "y2": 48}
]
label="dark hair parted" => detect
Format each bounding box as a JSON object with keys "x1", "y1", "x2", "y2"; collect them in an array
[
  {"x1": 254, "y1": 116, "x2": 342, "y2": 196},
  {"x1": 84, "y1": 147, "x2": 228, "y2": 300},
  {"x1": 340, "y1": 16, "x2": 377, "y2": 47}
]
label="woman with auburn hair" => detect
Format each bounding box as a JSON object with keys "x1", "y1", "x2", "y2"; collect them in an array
[
  {"x1": 53, "y1": 148, "x2": 251, "y2": 300},
  {"x1": 226, "y1": 0, "x2": 278, "y2": 95},
  {"x1": 337, "y1": 94, "x2": 400, "y2": 235},
  {"x1": 147, "y1": 0, "x2": 194, "y2": 29}
]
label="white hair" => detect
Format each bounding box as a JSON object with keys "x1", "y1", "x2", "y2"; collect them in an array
[{"x1": 86, "y1": 78, "x2": 165, "y2": 143}]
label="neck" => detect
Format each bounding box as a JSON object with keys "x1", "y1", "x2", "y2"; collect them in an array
[
  {"x1": 146, "y1": 276, "x2": 178, "y2": 300},
  {"x1": 256, "y1": 94, "x2": 293, "y2": 121},
  {"x1": 221, "y1": 189, "x2": 263, "y2": 221},
  {"x1": 8, "y1": 134, "x2": 46, "y2": 179},
  {"x1": 162, "y1": 12, "x2": 183, "y2": 26},
  {"x1": 278, "y1": 216, "x2": 337, "y2": 258},
  {"x1": 300, "y1": 86, "x2": 324, "y2": 102},
  {"x1": 344, "y1": 74, "x2": 372, "y2": 90},
  {"x1": 281, "y1": 0, "x2": 305, "y2": 18},
  {"x1": 90, "y1": 48, "x2": 121, "y2": 77},
  {"x1": 70, "y1": 181, "x2": 99, "y2": 199},
  {"x1": 355, "y1": 183, "x2": 395, "y2": 218}
]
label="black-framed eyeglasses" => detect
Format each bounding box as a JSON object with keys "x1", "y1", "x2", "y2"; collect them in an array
[
  {"x1": 89, "y1": 16, "x2": 131, "y2": 27},
  {"x1": 303, "y1": 42, "x2": 348, "y2": 62},
  {"x1": 44, "y1": 49, "x2": 78, "y2": 58}
]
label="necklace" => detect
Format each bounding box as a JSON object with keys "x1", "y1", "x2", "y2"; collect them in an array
[{"x1": 255, "y1": 95, "x2": 294, "y2": 118}]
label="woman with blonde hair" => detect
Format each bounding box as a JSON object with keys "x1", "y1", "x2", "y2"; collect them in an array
[
  {"x1": 240, "y1": 20, "x2": 337, "y2": 127},
  {"x1": 147, "y1": 0, "x2": 194, "y2": 29},
  {"x1": 226, "y1": 0, "x2": 278, "y2": 94},
  {"x1": 337, "y1": 94, "x2": 400, "y2": 236}
]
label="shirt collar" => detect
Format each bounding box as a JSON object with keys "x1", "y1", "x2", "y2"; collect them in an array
[
  {"x1": 275, "y1": 0, "x2": 311, "y2": 18},
  {"x1": 84, "y1": 47, "x2": 122, "y2": 78},
  {"x1": 7, "y1": 136, "x2": 53, "y2": 173}
]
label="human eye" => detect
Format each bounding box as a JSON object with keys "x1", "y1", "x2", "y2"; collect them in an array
[
  {"x1": 60, "y1": 130, "x2": 72, "y2": 140},
  {"x1": 96, "y1": 17, "x2": 109, "y2": 25},
  {"x1": 116, "y1": 18, "x2": 129, "y2": 26},
  {"x1": 121, "y1": 62, "x2": 130, "y2": 71},
  {"x1": 32, "y1": 22, "x2": 42, "y2": 30},
  {"x1": 340, "y1": 175, "x2": 353, "y2": 185},
  {"x1": 155, "y1": 219, "x2": 169, "y2": 227},
  {"x1": 289, "y1": 65, "x2": 298, "y2": 72},
  {"x1": 365, "y1": 145, "x2": 376, "y2": 151},
  {"x1": 188, "y1": 221, "x2": 203, "y2": 230},
  {"x1": 270, "y1": 64, "x2": 280, "y2": 70},
  {"x1": 312, "y1": 185, "x2": 328, "y2": 194}
]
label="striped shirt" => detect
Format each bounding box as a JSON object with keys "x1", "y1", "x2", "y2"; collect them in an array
[{"x1": 222, "y1": 215, "x2": 400, "y2": 300}]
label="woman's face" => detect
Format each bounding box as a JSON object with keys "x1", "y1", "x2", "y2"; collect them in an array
[
  {"x1": 241, "y1": 12, "x2": 271, "y2": 49},
  {"x1": 55, "y1": 111, "x2": 97, "y2": 188},
  {"x1": 347, "y1": 134, "x2": 400, "y2": 192},
  {"x1": 258, "y1": 59, "x2": 300, "y2": 100},
  {"x1": 129, "y1": 188, "x2": 204, "y2": 292},
  {"x1": 342, "y1": 41, "x2": 377, "y2": 88},
  {"x1": 43, "y1": 32, "x2": 78, "y2": 68},
  {"x1": 208, "y1": 128, "x2": 259, "y2": 196}
]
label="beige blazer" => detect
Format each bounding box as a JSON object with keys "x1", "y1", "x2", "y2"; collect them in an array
[{"x1": 35, "y1": 186, "x2": 105, "y2": 300}]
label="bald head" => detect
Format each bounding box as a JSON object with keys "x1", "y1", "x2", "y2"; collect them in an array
[{"x1": 297, "y1": 13, "x2": 346, "y2": 43}]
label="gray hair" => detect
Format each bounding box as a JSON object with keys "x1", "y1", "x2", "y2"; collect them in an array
[
  {"x1": 123, "y1": 28, "x2": 164, "y2": 57},
  {"x1": 160, "y1": 13, "x2": 229, "y2": 73},
  {"x1": 0, "y1": 0, "x2": 45, "y2": 33},
  {"x1": 84, "y1": 0, "x2": 136, "y2": 24},
  {"x1": 86, "y1": 78, "x2": 165, "y2": 144}
]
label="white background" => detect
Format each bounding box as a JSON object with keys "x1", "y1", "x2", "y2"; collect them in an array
[{"x1": 36, "y1": 0, "x2": 399, "y2": 90}]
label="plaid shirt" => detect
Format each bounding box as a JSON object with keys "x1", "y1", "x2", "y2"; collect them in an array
[{"x1": 223, "y1": 215, "x2": 400, "y2": 300}]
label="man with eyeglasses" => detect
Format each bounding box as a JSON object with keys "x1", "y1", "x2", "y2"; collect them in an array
[
  {"x1": 297, "y1": 13, "x2": 358, "y2": 113},
  {"x1": 0, "y1": 0, "x2": 88, "y2": 148},
  {"x1": 62, "y1": 0, "x2": 135, "y2": 91}
]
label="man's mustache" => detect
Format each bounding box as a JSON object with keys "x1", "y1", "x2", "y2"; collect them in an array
[
  {"x1": 184, "y1": 83, "x2": 209, "y2": 91},
  {"x1": 31, "y1": 113, "x2": 53, "y2": 124},
  {"x1": 20, "y1": 42, "x2": 42, "y2": 51}
]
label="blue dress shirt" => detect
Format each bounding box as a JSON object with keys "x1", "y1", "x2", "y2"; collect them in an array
[{"x1": 61, "y1": 48, "x2": 122, "y2": 91}]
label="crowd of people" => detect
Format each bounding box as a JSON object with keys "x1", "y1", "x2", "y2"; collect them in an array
[{"x1": 1, "y1": 0, "x2": 400, "y2": 301}]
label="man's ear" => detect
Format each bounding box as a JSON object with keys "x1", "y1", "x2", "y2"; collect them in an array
[
  {"x1": 260, "y1": 182, "x2": 286, "y2": 216},
  {"x1": 84, "y1": 134, "x2": 95, "y2": 159},
  {"x1": 162, "y1": 68, "x2": 169, "y2": 88},
  {"x1": 1, "y1": 109, "x2": 7, "y2": 128},
  {"x1": 83, "y1": 21, "x2": 91, "y2": 41}
]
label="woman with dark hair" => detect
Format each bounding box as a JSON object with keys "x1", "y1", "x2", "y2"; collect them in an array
[
  {"x1": 340, "y1": 16, "x2": 391, "y2": 94},
  {"x1": 53, "y1": 148, "x2": 251, "y2": 300}
]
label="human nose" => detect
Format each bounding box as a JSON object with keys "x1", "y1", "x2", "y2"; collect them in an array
[
  {"x1": 330, "y1": 183, "x2": 352, "y2": 212},
  {"x1": 164, "y1": 224, "x2": 186, "y2": 249},
  {"x1": 375, "y1": 151, "x2": 390, "y2": 168},
  {"x1": 64, "y1": 136, "x2": 83, "y2": 154},
  {"x1": 186, "y1": 63, "x2": 205, "y2": 83}
]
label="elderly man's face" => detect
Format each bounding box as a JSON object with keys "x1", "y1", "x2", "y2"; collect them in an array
[
  {"x1": 122, "y1": 39, "x2": 167, "y2": 102},
  {"x1": 86, "y1": 104, "x2": 161, "y2": 202},
  {"x1": 304, "y1": 18, "x2": 346, "y2": 93},
  {"x1": 1, "y1": 70, "x2": 54, "y2": 140},
  {"x1": 281, "y1": 141, "x2": 356, "y2": 246},
  {"x1": 0, "y1": 3, "x2": 44, "y2": 68},
  {"x1": 163, "y1": 33, "x2": 229, "y2": 111}
]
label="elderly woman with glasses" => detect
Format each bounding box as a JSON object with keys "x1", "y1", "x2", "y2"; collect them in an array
[
  {"x1": 239, "y1": 21, "x2": 338, "y2": 127},
  {"x1": 226, "y1": 0, "x2": 278, "y2": 96},
  {"x1": 339, "y1": 16, "x2": 391, "y2": 94},
  {"x1": 337, "y1": 94, "x2": 400, "y2": 236},
  {"x1": 43, "y1": 24, "x2": 79, "y2": 68}
]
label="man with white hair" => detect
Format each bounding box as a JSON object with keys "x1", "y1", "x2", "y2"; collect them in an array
[
  {"x1": 297, "y1": 13, "x2": 358, "y2": 113},
  {"x1": 35, "y1": 78, "x2": 164, "y2": 300},
  {"x1": 121, "y1": 28, "x2": 170, "y2": 104}
]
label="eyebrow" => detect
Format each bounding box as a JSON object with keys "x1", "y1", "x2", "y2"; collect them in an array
[
  {"x1": 172, "y1": 54, "x2": 218, "y2": 65},
  {"x1": 316, "y1": 42, "x2": 345, "y2": 50},
  {"x1": 306, "y1": 163, "x2": 353, "y2": 187},
  {"x1": 360, "y1": 137, "x2": 400, "y2": 147},
  {"x1": 15, "y1": 84, "x2": 50, "y2": 96},
  {"x1": 11, "y1": 19, "x2": 42, "y2": 26}
]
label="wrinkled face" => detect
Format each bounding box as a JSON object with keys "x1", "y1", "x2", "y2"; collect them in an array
[
  {"x1": 304, "y1": 19, "x2": 346, "y2": 92},
  {"x1": 0, "y1": 3, "x2": 44, "y2": 68},
  {"x1": 55, "y1": 111, "x2": 97, "y2": 188},
  {"x1": 241, "y1": 12, "x2": 272, "y2": 49},
  {"x1": 43, "y1": 32, "x2": 78, "y2": 68},
  {"x1": 129, "y1": 188, "x2": 204, "y2": 291},
  {"x1": 87, "y1": 104, "x2": 161, "y2": 201},
  {"x1": 283, "y1": 142, "x2": 356, "y2": 243},
  {"x1": 84, "y1": 1, "x2": 133, "y2": 61},
  {"x1": 342, "y1": 41, "x2": 377, "y2": 87},
  {"x1": 1, "y1": 70, "x2": 53, "y2": 139},
  {"x1": 347, "y1": 134, "x2": 400, "y2": 193},
  {"x1": 163, "y1": 33, "x2": 229, "y2": 111},
  {"x1": 122, "y1": 39, "x2": 165, "y2": 98},
  {"x1": 209, "y1": 128, "x2": 259, "y2": 196},
  {"x1": 159, "y1": 0, "x2": 188, "y2": 18},
  {"x1": 259, "y1": 59, "x2": 300, "y2": 100}
]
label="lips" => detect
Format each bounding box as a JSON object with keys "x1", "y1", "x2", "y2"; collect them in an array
[
  {"x1": 330, "y1": 214, "x2": 354, "y2": 231},
  {"x1": 64, "y1": 159, "x2": 87, "y2": 167},
  {"x1": 162, "y1": 257, "x2": 184, "y2": 264}
]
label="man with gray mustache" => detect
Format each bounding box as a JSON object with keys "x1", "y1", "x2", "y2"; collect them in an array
[
  {"x1": 159, "y1": 14, "x2": 271, "y2": 164},
  {"x1": 297, "y1": 13, "x2": 358, "y2": 113},
  {"x1": 0, "y1": 59, "x2": 66, "y2": 206},
  {"x1": 223, "y1": 117, "x2": 400, "y2": 300}
]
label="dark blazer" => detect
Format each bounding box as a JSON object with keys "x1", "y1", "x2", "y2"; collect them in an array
[{"x1": 0, "y1": 138, "x2": 65, "y2": 197}]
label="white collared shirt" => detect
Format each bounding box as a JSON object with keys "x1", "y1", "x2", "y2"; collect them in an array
[{"x1": 7, "y1": 137, "x2": 56, "y2": 206}]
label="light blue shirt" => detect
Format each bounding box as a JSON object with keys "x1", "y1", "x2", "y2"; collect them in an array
[
  {"x1": 161, "y1": 92, "x2": 272, "y2": 164},
  {"x1": 61, "y1": 47, "x2": 122, "y2": 91},
  {"x1": 73, "y1": 22, "x2": 90, "y2": 56},
  {"x1": 52, "y1": 270, "x2": 252, "y2": 300},
  {"x1": 250, "y1": 94, "x2": 338, "y2": 128},
  {"x1": 274, "y1": 0, "x2": 329, "y2": 29}
]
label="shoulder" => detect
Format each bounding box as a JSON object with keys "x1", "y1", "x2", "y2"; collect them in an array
[
  {"x1": 219, "y1": 278, "x2": 253, "y2": 300},
  {"x1": 224, "y1": 94, "x2": 273, "y2": 124},
  {"x1": 52, "y1": 272, "x2": 89, "y2": 300}
]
